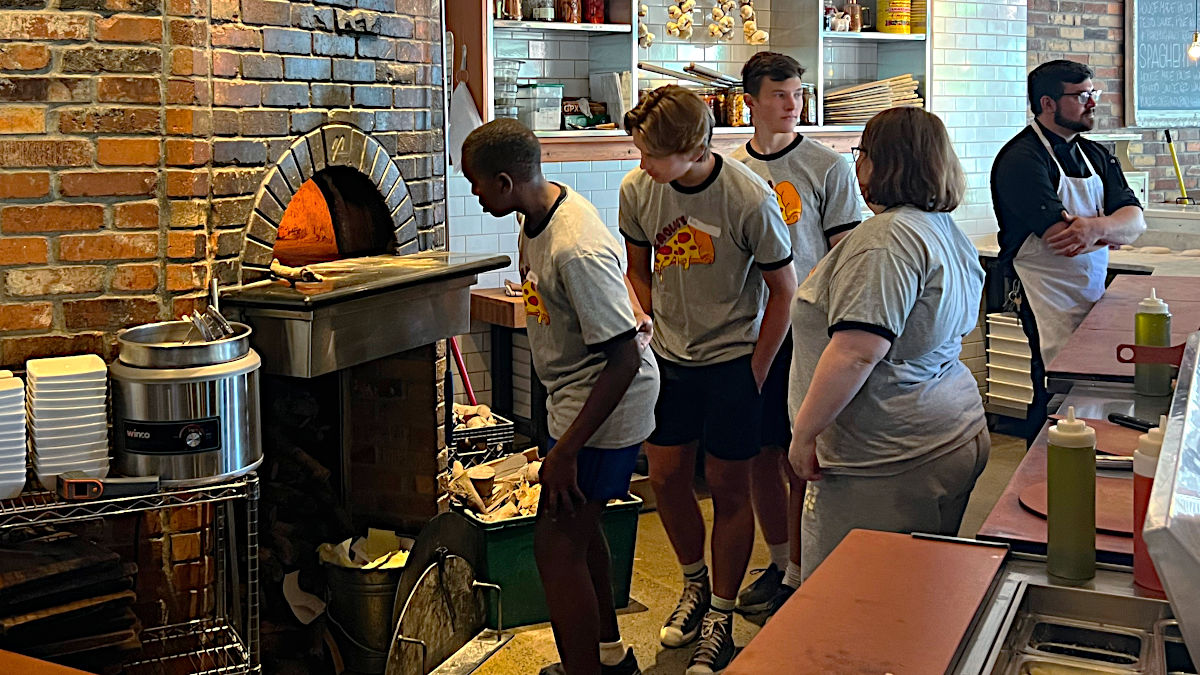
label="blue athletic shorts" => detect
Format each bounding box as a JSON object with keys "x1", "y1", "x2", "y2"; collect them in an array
[{"x1": 543, "y1": 439, "x2": 639, "y2": 503}]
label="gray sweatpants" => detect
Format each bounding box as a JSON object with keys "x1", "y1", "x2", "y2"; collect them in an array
[{"x1": 799, "y1": 429, "x2": 991, "y2": 580}]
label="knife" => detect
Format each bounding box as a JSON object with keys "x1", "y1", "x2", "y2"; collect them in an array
[{"x1": 1107, "y1": 413, "x2": 1156, "y2": 433}]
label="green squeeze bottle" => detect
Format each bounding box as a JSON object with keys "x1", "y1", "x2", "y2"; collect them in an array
[
  {"x1": 1134, "y1": 288, "x2": 1172, "y2": 396},
  {"x1": 1046, "y1": 406, "x2": 1096, "y2": 583}
]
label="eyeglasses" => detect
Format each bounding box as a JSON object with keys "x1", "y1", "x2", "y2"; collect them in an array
[
  {"x1": 1060, "y1": 89, "x2": 1103, "y2": 104},
  {"x1": 851, "y1": 146, "x2": 865, "y2": 160}
]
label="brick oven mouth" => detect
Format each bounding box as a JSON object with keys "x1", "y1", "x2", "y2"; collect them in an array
[{"x1": 272, "y1": 167, "x2": 397, "y2": 268}]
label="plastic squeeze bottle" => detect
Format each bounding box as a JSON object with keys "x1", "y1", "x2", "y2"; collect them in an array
[
  {"x1": 1133, "y1": 415, "x2": 1167, "y2": 597},
  {"x1": 1135, "y1": 289, "x2": 1172, "y2": 396},
  {"x1": 1046, "y1": 407, "x2": 1097, "y2": 583}
]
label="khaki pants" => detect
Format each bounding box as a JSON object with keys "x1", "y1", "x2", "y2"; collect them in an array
[{"x1": 800, "y1": 429, "x2": 991, "y2": 580}]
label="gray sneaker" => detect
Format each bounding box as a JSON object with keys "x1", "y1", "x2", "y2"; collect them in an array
[
  {"x1": 685, "y1": 610, "x2": 735, "y2": 675},
  {"x1": 659, "y1": 576, "x2": 711, "y2": 648},
  {"x1": 734, "y1": 563, "x2": 783, "y2": 614},
  {"x1": 538, "y1": 648, "x2": 641, "y2": 675}
]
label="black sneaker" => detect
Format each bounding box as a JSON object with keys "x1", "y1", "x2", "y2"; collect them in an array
[
  {"x1": 685, "y1": 610, "x2": 735, "y2": 675},
  {"x1": 734, "y1": 563, "x2": 783, "y2": 614},
  {"x1": 659, "y1": 575, "x2": 711, "y2": 648},
  {"x1": 764, "y1": 583, "x2": 797, "y2": 619},
  {"x1": 538, "y1": 648, "x2": 641, "y2": 675}
]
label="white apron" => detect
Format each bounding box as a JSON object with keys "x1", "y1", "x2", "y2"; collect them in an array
[{"x1": 1013, "y1": 123, "x2": 1107, "y2": 366}]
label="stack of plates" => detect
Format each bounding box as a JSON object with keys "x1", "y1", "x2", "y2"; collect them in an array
[
  {"x1": 0, "y1": 372, "x2": 27, "y2": 499},
  {"x1": 26, "y1": 355, "x2": 110, "y2": 489}
]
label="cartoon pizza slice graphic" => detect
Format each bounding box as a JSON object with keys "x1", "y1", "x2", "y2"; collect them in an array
[
  {"x1": 654, "y1": 218, "x2": 718, "y2": 278},
  {"x1": 774, "y1": 180, "x2": 803, "y2": 225},
  {"x1": 522, "y1": 272, "x2": 551, "y2": 325}
]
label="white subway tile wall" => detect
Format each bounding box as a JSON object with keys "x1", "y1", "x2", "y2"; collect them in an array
[
  {"x1": 495, "y1": 28, "x2": 593, "y2": 98},
  {"x1": 637, "y1": 0, "x2": 773, "y2": 91}
]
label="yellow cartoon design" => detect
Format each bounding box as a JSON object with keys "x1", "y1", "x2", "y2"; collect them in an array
[
  {"x1": 522, "y1": 273, "x2": 550, "y2": 325},
  {"x1": 773, "y1": 180, "x2": 803, "y2": 225},
  {"x1": 655, "y1": 225, "x2": 716, "y2": 277}
]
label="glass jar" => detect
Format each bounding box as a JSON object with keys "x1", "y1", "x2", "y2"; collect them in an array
[
  {"x1": 497, "y1": 0, "x2": 522, "y2": 19},
  {"x1": 556, "y1": 0, "x2": 581, "y2": 22},
  {"x1": 698, "y1": 88, "x2": 721, "y2": 125},
  {"x1": 801, "y1": 84, "x2": 817, "y2": 125},
  {"x1": 722, "y1": 87, "x2": 749, "y2": 127},
  {"x1": 532, "y1": 0, "x2": 555, "y2": 21},
  {"x1": 584, "y1": 0, "x2": 604, "y2": 23}
]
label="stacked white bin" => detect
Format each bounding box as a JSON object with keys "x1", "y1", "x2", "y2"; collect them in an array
[{"x1": 985, "y1": 312, "x2": 1034, "y2": 412}]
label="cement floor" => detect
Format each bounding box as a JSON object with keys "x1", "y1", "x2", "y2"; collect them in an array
[{"x1": 471, "y1": 433, "x2": 1027, "y2": 674}]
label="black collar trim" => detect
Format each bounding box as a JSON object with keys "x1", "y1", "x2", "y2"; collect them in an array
[
  {"x1": 524, "y1": 183, "x2": 567, "y2": 239},
  {"x1": 745, "y1": 134, "x2": 803, "y2": 161},
  {"x1": 671, "y1": 154, "x2": 723, "y2": 194}
]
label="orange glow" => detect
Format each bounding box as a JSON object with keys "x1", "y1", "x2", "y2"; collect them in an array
[{"x1": 274, "y1": 179, "x2": 339, "y2": 266}]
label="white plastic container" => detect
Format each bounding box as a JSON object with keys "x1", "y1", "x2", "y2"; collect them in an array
[
  {"x1": 987, "y1": 363, "x2": 1033, "y2": 386},
  {"x1": 29, "y1": 393, "x2": 105, "y2": 410},
  {"x1": 986, "y1": 378, "x2": 1034, "y2": 403},
  {"x1": 987, "y1": 334, "x2": 1031, "y2": 357},
  {"x1": 30, "y1": 412, "x2": 107, "y2": 430},
  {"x1": 26, "y1": 354, "x2": 106, "y2": 381},
  {"x1": 986, "y1": 348, "x2": 1032, "y2": 371}
]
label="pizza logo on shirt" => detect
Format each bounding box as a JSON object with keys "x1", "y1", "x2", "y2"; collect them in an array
[
  {"x1": 770, "y1": 180, "x2": 803, "y2": 226},
  {"x1": 653, "y1": 215, "x2": 718, "y2": 278},
  {"x1": 522, "y1": 271, "x2": 550, "y2": 326}
]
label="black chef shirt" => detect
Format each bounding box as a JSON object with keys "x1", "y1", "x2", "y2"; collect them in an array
[{"x1": 990, "y1": 120, "x2": 1141, "y2": 276}]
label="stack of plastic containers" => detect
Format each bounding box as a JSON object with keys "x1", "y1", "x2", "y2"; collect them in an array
[
  {"x1": 494, "y1": 59, "x2": 521, "y2": 119},
  {"x1": 0, "y1": 373, "x2": 26, "y2": 499},
  {"x1": 517, "y1": 83, "x2": 564, "y2": 131},
  {"x1": 26, "y1": 354, "x2": 110, "y2": 489}
]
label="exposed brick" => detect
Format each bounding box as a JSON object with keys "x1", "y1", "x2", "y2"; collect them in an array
[
  {"x1": 0, "y1": 76, "x2": 91, "y2": 102},
  {"x1": 111, "y1": 263, "x2": 158, "y2": 291},
  {"x1": 64, "y1": 297, "x2": 160, "y2": 330},
  {"x1": 283, "y1": 56, "x2": 331, "y2": 80},
  {"x1": 262, "y1": 82, "x2": 307, "y2": 106},
  {"x1": 262, "y1": 27, "x2": 311, "y2": 54},
  {"x1": 0, "y1": 171, "x2": 49, "y2": 198},
  {"x1": 171, "y1": 293, "x2": 204, "y2": 317},
  {"x1": 242, "y1": 0, "x2": 291, "y2": 25},
  {"x1": 96, "y1": 16, "x2": 162, "y2": 43},
  {"x1": 0, "y1": 107, "x2": 44, "y2": 134},
  {"x1": 166, "y1": 170, "x2": 208, "y2": 197},
  {"x1": 353, "y1": 85, "x2": 391, "y2": 107},
  {"x1": 168, "y1": 200, "x2": 207, "y2": 228},
  {"x1": 311, "y1": 83, "x2": 350, "y2": 106},
  {"x1": 2, "y1": 204, "x2": 103, "y2": 233},
  {"x1": 212, "y1": 229, "x2": 243, "y2": 257},
  {"x1": 0, "y1": 139, "x2": 91, "y2": 167},
  {"x1": 332, "y1": 58, "x2": 374, "y2": 82},
  {"x1": 61, "y1": 0, "x2": 161, "y2": 9},
  {"x1": 113, "y1": 201, "x2": 159, "y2": 229},
  {"x1": 6, "y1": 266, "x2": 103, "y2": 295},
  {"x1": 212, "y1": 0, "x2": 239, "y2": 20},
  {"x1": 62, "y1": 47, "x2": 161, "y2": 74},
  {"x1": 60, "y1": 109, "x2": 157, "y2": 136},
  {"x1": 170, "y1": 47, "x2": 207, "y2": 77},
  {"x1": 168, "y1": 230, "x2": 205, "y2": 258},
  {"x1": 0, "y1": 44, "x2": 50, "y2": 71},
  {"x1": 61, "y1": 171, "x2": 157, "y2": 197},
  {"x1": 0, "y1": 302, "x2": 52, "y2": 331},
  {"x1": 212, "y1": 109, "x2": 239, "y2": 135},
  {"x1": 0, "y1": 14, "x2": 90, "y2": 40},
  {"x1": 292, "y1": 5, "x2": 334, "y2": 30},
  {"x1": 0, "y1": 237, "x2": 49, "y2": 265},
  {"x1": 169, "y1": 19, "x2": 206, "y2": 46},
  {"x1": 167, "y1": 79, "x2": 202, "y2": 106},
  {"x1": 291, "y1": 110, "x2": 326, "y2": 133},
  {"x1": 210, "y1": 196, "x2": 252, "y2": 228},
  {"x1": 213, "y1": 81, "x2": 260, "y2": 106},
  {"x1": 167, "y1": 262, "x2": 206, "y2": 291},
  {"x1": 213, "y1": 139, "x2": 266, "y2": 165},
  {"x1": 211, "y1": 167, "x2": 263, "y2": 195},
  {"x1": 98, "y1": 76, "x2": 160, "y2": 103},
  {"x1": 1, "y1": 333, "x2": 105, "y2": 369},
  {"x1": 239, "y1": 54, "x2": 282, "y2": 80},
  {"x1": 211, "y1": 50, "x2": 239, "y2": 77},
  {"x1": 167, "y1": 0, "x2": 206, "y2": 15},
  {"x1": 0, "y1": 0, "x2": 47, "y2": 8},
  {"x1": 59, "y1": 232, "x2": 158, "y2": 261},
  {"x1": 377, "y1": 15, "x2": 414, "y2": 38},
  {"x1": 357, "y1": 36, "x2": 395, "y2": 60},
  {"x1": 240, "y1": 110, "x2": 287, "y2": 136},
  {"x1": 211, "y1": 25, "x2": 261, "y2": 49},
  {"x1": 165, "y1": 138, "x2": 211, "y2": 166},
  {"x1": 98, "y1": 138, "x2": 160, "y2": 166},
  {"x1": 165, "y1": 108, "x2": 210, "y2": 136},
  {"x1": 313, "y1": 33, "x2": 354, "y2": 56}
]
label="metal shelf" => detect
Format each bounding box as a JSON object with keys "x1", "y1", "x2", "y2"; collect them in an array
[
  {"x1": 125, "y1": 618, "x2": 257, "y2": 675},
  {"x1": 821, "y1": 30, "x2": 927, "y2": 41},
  {"x1": 0, "y1": 475, "x2": 256, "y2": 529},
  {"x1": 494, "y1": 19, "x2": 632, "y2": 33}
]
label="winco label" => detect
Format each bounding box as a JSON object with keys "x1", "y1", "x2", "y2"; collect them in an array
[{"x1": 120, "y1": 417, "x2": 221, "y2": 455}]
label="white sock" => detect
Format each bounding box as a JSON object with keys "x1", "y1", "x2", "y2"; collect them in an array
[
  {"x1": 783, "y1": 561, "x2": 803, "y2": 589},
  {"x1": 767, "y1": 542, "x2": 789, "y2": 571},
  {"x1": 710, "y1": 594, "x2": 736, "y2": 613},
  {"x1": 599, "y1": 639, "x2": 625, "y2": 666},
  {"x1": 680, "y1": 559, "x2": 707, "y2": 581}
]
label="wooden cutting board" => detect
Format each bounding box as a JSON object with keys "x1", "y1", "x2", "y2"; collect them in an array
[
  {"x1": 726, "y1": 530, "x2": 1006, "y2": 675},
  {"x1": 1017, "y1": 478, "x2": 1134, "y2": 536}
]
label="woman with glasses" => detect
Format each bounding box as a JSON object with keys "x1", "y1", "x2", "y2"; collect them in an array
[
  {"x1": 786, "y1": 106, "x2": 990, "y2": 579},
  {"x1": 990, "y1": 59, "x2": 1145, "y2": 437}
]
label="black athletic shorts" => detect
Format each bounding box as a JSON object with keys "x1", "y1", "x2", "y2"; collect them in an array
[
  {"x1": 646, "y1": 353, "x2": 763, "y2": 461},
  {"x1": 760, "y1": 332, "x2": 793, "y2": 449}
]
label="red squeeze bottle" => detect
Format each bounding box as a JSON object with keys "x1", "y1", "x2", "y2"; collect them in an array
[{"x1": 1133, "y1": 415, "x2": 1166, "y2": 597}]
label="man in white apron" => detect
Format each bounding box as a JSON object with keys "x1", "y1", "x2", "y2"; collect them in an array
[{"x1": 991, "y1": 60, "x2": 1145, "y2": 436}]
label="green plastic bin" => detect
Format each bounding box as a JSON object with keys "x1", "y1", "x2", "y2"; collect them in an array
[{"x1": 460, "y1": 494, "x2": 642, "y2": 629}]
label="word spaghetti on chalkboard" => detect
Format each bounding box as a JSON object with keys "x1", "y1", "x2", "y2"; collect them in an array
[{"x1": 1128, "y1": 0, "x2": 1200, "y2": 126}]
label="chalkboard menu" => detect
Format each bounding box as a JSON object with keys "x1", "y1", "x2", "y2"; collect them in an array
[{"x1": 1128, "y1": 0, "x2": 1200, "y2": 127}]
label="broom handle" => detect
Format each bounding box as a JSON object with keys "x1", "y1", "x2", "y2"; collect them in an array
[
  {"x1": 449, "y1": 336, "x2": 477, "y2": 406},
  {"x1": 1166, "y1": 130, "x2": 1189, "y2": 200}
]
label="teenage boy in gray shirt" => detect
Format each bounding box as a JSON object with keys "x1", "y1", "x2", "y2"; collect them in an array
[
  {"x1": 620, "y1": 85, "x2": 796, "y2": 675},
  {"x1": 463, "y1": 119, "x2": 659, "y2": 675},
  {"x1": 729, "y1": 52, "x2": 862, "y2": 614}
]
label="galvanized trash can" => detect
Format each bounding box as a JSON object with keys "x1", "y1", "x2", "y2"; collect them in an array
[{"x1": 325, "y1": 563, "x2": 405, "y2": 674}]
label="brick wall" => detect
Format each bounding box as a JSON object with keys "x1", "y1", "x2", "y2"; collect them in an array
[
  {"x1": 0, "y1": 0, "x2": 447, "y2": 369},
  {"x1": 1027, "y1": 0, "x2": 1194, "y2": 204}
]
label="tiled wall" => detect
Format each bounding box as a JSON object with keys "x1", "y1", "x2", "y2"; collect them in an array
[{"x1": 494, "y1": 27, "x2": 592, "y2": 97}]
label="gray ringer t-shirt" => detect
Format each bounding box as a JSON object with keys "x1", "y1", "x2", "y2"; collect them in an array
[
  {"x1": 520, "y1": 185, "x2": 659, "y2": 448},
  {"x1": 790, "y1": 206, "x2": 986, "y2": 475},
  {"x1": 618, "y1": 154, "x2": 793, "y2": 365},
  {"x1": 730, "y1": 135, "x2": 862, "y2": 279}
]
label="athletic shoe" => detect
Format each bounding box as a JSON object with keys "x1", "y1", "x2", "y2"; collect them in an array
[
  {"x1": 538, "y1": 647, "x2": 641, "y2": 675},
  {"x1": 764, "y1": 583, "x2": 797, "y2": 619},
  {"x1": 685, "y1": 610, "x2": 735, "y2": 674},
  {"x1": 734, "y1": 563, "x2": 783, "y2": 614},
  {"x1": 659, "y1": 575, "x2": 711, "y2": 648}
]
